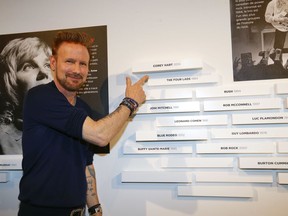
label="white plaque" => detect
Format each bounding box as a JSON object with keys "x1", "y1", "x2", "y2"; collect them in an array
[
  {"x1": 146, "y1": 88, "x2": 193, "y2": 100},
  {"x1": 123, "y1": 144, "x2": 193, "y2": 154},
  {"x1": 136, "y1": 129, "x2": 208, "y2": 142},
  {"x1": 239, "y1": 157, "x2": 288, "y2": 169},
  {"x1": 196, "y1": 143, "x2": 275, "y2": 154},
  {"x1": 121, "y1": 171, "x2": 193, "y2": 183},
  {"x1": 204, "y1": 98, "x2": 281, "y2": 111},
  {"x1": 195, "y1": 172, "x2": 273, "y2": 183},
  {"x1": 232, "y1": 112, "x2": 288, "y2": 125},
  {"x1": 161, "y1": 157, "x2": 234, "y2": 168},
  {"x1": 211, "y1": 127, "x2": 288, "y2": 139},
  {"x1": 132, "y1": 59, "x2": 202, "y2": 73},
  {"x1": 148, "y1": 74, "x2": 219, "y2": 86},
  {"x1": 156, "y1": 115, "x2": 228, "y2": 127},
  {"x1": 278, "y1": 173, "x2": 288, "y2": 184},
  {"x1": 137, "y1": 101, "x2": 200, "y2": 114},
  {"x1": 0, "y1": 155, "x2": 22, "y2": 170},
  {"x1": 196, "y1": 84, "x2": 272, "y2": 98},
  {"x1": 0, "y1": 172, "x2": 9, "y2": 183},
  {"x1": 177, "y1": 185, "x2": 254, "y2": 198},
  {"x1": 275, "y1": 83, "x2": 288, "y2": 94},
  {"x1": 277, "y1": 142, "x2": 288, "y2": 153}
]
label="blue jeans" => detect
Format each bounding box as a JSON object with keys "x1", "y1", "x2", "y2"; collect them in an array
[{"x1": 18, "y1": 202, "x2": 85, "y2": 216}]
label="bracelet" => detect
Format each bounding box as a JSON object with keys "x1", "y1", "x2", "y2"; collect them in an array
[
  {"x1": 119, "y1": 97, "x2": 139, "y2": 116},
  {"x1": 88, "y1": 203, "x2": 102, "y2": 215},
  {"x1": 124, "y1": 97, "x2": 139, "y2": 108}
]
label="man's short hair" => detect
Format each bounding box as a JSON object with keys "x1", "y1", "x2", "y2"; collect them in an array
[{"x1": 52, "y1": 31, "x2": 94, "y2": 57}]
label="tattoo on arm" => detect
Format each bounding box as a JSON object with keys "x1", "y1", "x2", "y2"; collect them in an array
[
  {"x1": 87, "y1": 165, "x2": 96, "y2": 178},
  {"x1": 86, "y1": 166, "x2": 97, "y2": 197},
  {"x1": 101, "y1": 106, "x2": 123, "y2": 121}
]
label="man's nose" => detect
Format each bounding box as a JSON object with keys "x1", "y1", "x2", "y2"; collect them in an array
[{"x1": 73, "y1": 63, "x2": 81, "y2": 73}]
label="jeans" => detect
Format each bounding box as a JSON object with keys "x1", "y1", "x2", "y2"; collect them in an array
[{"x1": 18, "y1": 202, "x2": 85, "y2": 216}]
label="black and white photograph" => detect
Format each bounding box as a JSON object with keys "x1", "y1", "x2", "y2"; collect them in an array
[
  {"x1": 230, "y1": 0, "x2": 288, "y2": 81},
  {"x1": 0, "y1": 26, "x2": 109, "y2": 156}
]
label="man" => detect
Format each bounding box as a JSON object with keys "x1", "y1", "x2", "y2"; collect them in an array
[
  {"x1": 18, "y1": 31, "x2": 148, "y2": 216},
  {"x1": 265, "y1": 0, "x2": 288, "y2": 63},
  {"x1": 0, "y1": 37, "x2": 52, "y2": 154}
]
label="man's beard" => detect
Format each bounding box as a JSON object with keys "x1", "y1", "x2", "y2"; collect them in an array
[{"x1": 56, "y1": 72, "x2": 85, "y2": 92}]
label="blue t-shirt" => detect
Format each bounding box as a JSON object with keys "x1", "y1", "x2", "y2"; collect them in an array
[{"x1": 18, "y1": 81, "x2": 94, "y2": 208}]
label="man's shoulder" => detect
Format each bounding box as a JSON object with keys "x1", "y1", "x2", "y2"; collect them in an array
[{"x1": 28, "y1": 81, "x2": 54, "y2": 95}]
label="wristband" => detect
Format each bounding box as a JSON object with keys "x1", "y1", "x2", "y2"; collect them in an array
[
  {"x1": 119, "y1": 97, "x2": 139, "y2": 116},
  {"x1": 88, "y1": 203, "x2": 102, "y2": 215},
  {"x1": 124, "y1": 97, "x2": 139, "y2": 108}
]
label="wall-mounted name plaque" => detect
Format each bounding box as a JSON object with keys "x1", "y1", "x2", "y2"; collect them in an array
[
  {"x1": 278, "y1": 173, "x2": 288, "y2": 184},
  {"x1": 195, "y1": 172, "x2": 273, "y2": 183},
  {"x1": 123, "y1": 144, "x2": 193, "y2": 154},
  {"x1": 204, "y1": 98, "x2": 281, "y2": 112},
  {"x1": 132, "y1": 59, "x2": 202, "y2": 73},
  {"x1": 196, "y1": 143, "x2": 275, "y2": 154},
  {"x1": 147, "y1": 74, "x2": 219, "y2": 86},
  {"x1": 137, "y1": 101, "x2": 200, "y2": 114},
  {"x1": 161, "y1": 157, "x2": 234, "y2": 168},
  {"x1": 239, "y1": 157, "x2": 288, "y2": 169},
  {"x1": 232, "y1": 113, "x2": 288, "y2": 125},
  {"x1": 196, "y1": 84, "x2": 272, "y2": 98},
  {"x1": 0, "y1": 155, "x2": 22, "y2": 170},
  {"x1": 278, "y1": 142, "x2": 288, "y2": 153},
  {"x1": 177, "y1": 185, "x2": 254, "y2": 198},
  {"x1": 275, "y1": 83, "x2": 288, "y2": 94},
  {"x1": 156, "y1": 115, "x2": 228, "y2": 127},
  {"x1": 146, "y1": 88, "x2": 193, "y2": 100},
  {"x1": 136, "y1": 129, "x2": 208, "y2": 142},
  {"x1": 0, "y1": 172, "x2": 9, "y2": 183},
  {"x1": 121, "y1": 171, "x2": 193, "y2": 183},
  {"x1": 211, "y1": 127, "x2": 288, "y2": 139}
]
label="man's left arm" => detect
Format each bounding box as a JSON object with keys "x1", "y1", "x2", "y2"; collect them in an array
[{"x1": 86, "y1": 164, "x2": 102, "y2": 215}]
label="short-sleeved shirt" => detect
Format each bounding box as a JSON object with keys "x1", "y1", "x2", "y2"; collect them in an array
[{"x1": 18, "y1": 81, "x2": 94, "y2": 208}]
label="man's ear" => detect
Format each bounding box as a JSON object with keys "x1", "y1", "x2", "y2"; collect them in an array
[{"x1": 50, "y1": 56, "x2": 56, "y2": 71}]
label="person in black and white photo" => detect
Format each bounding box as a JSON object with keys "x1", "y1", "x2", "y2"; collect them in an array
[
  {"x1": 230, "y1": 0, "x2": 288, "y2": 81},
  {"x1": 0, "y1": 37, "x2": 52, "y2": 154},
  {"x1": 265, "y1": 0, "x2": 288, "y2": 65}
]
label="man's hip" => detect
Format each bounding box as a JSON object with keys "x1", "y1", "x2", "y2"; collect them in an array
[{"x1": 18, "y1": 201, "x2": 85, "y2": 216}]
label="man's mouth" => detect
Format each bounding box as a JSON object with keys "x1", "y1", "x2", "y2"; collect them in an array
[{"x1": 66, "y1": 73, "x2": 83, "y2": 80}]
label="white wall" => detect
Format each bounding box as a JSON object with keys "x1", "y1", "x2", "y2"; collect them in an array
[{"x1": 1, "y1": 0, "x2": 288, "y2": 215}]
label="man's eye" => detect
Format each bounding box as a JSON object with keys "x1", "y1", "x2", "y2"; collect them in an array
[{"x1": 66, "y1": 59, "x2": 75, "y2": 64}]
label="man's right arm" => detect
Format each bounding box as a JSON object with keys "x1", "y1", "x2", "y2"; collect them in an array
[
  {"x1": 82, "y1": 75, "x2": 148, "y2": 146},
  {"x1": 265, "y1": 1, "x2": 274, "y2": 23}
]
